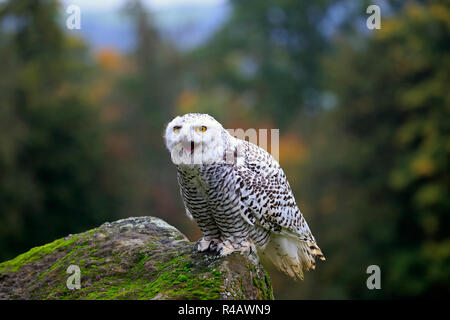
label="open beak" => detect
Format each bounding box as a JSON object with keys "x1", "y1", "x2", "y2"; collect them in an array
[
  {"x1": 188, "y1": 141, "x2": 195, "y2": 155},
  {"x1": 182, "y1": 141, "x2": 195, "y2": 155}
]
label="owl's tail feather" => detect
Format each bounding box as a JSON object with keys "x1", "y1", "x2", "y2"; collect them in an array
[{"x1": 262, "y1": 234, "x2": 325, "y2": 280}]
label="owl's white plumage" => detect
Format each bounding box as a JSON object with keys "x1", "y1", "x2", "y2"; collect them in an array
[{"x1": 164, "y1": 113, "x2": 325, "y2": 279}]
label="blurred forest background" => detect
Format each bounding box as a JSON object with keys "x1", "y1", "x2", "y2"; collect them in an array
[{"x1": 0, "y1": 0, "x2": 448, "y2": 299}]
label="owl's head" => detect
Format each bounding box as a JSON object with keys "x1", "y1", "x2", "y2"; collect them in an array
[{"x1": 164, "y1": 113, "x2": 229, "y2": 166}]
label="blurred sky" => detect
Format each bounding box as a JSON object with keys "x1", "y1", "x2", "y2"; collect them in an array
[
  {"x1": 57, "y1": 0, "x2": 389, "y2": 53},
  {"x1": 61, "y1": 0, "x2": 227, "y2": 11},
  {"x1": 59, "y1": 0, "x2": 230, "y2": 51}
]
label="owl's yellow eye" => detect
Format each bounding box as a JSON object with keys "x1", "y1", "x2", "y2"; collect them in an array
[
  {"x1": 173, "y1": 126, "x2": 181, "y2": 133},
  {"x1": 196, "y1": 126, "x2": 207, "y2": 133}
]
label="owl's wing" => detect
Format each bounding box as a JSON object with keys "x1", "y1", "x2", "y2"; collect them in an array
[{"x1": 234, "y1": 141, "x2": 315, "y2": 242}]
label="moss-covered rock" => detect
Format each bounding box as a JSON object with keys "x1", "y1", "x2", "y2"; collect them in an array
[{"x1": 0, "y1": 216, "x2": 273, "y2": 300}]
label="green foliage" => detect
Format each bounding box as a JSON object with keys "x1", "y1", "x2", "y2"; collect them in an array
[
  {"x1": 187, "y1": 0, "x2": 339, "y2": 126},
  {"x1": 0, "y1": 0, "x2": 123, "y2": 261},
  {"x1": 295, "y1": 1, "x2": 450, "y2": 299}
]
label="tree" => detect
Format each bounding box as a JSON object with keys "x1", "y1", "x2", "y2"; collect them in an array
[
  {"x1": 187, "y1": 0, "x2": 343, "y2": 127},
  {"x1": 0, "y1": 0, "x2": 122, "y2": 261},
  {"x1": 297, "y1": 1, "x2": 450, "y2": 298}
]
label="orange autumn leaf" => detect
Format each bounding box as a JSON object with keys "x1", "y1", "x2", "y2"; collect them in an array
[
  {"x1": 176, "y1": 90, "x2": 198, "y2": 112},
  {"x1": 96, "y1": 48, "x2": 123, "y2": 72},
  {"x1": 279, "y1": 133, "x2": 309, "y2": 165}
]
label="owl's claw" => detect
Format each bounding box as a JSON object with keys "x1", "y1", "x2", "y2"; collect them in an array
[
  {"x1": 198, "y1": 238, "x2": 258, "y2": 261},
  {"x1": 195, "y1": 238, "x2": 219, "y2": 253},
  {"x1": 215, "y1": 241, "x2": 258, "y2": 261},
  {"x1": 208, "y1": 240, "x2": 218, "y2": 252},
  {"x1": 215, "y1": 242, "x2": 236, "y2": 257}
]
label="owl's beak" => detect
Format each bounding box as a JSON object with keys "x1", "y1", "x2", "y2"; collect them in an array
[
  {"x1": 181, "y1": 140, "x2": 195, "y2": 155},
  {"x1": 188, "y1": 141, "x2": 195, "y2": 155}
]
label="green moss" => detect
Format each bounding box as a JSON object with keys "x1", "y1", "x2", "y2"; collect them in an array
[
  {"x1": 177, "y1": 274, "x2": 188, "y2": 282},
  {"x1": 212, "y1": 269, "x2": 221, "y2": 277},
  {"x1": 253, "y1": 270, "x2": 274, "y2": 300},
  {"x1": 238, "y1": 276, "x2": 246, "y2": 299},
  {"x1": 47, "y1": 248, "x2": 223, "y2": 300},
  {"x1": 0, "y1": 235, "x2": 79, "y2": 273},
  {"x1": 127, "y1": 251, "x2": 222, "y2": 300}
]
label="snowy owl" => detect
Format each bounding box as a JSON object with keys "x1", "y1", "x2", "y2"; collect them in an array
[{"x1": 164, "y1": 113, "x2": 325, "y2": 279}]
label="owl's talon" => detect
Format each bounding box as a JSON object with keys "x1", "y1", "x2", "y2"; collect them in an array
[
  {"x1": 196, "y1": 238, "x2": 219, "y2": 253},
  {"x1": 216, "y1": 243, "x2": 236, "y2": 257},
  {"x1": 208, "y1": 241, "x2": 218, "y2": 252}
]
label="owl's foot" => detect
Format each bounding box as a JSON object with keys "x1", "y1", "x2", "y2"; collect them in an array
[
  {"x1": 195, "y1": 237, "x2": 219, "y2": 253},
  {"x1": 215, "y1": 242, "x2": 236, "y2": 257},
  {"x1": 216, "y1": 240, "x2": 258, "y2": 260}
]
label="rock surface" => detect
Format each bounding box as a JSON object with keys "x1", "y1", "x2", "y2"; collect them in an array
[{"x1": 0, "y1": 216, "x2": 273, "y2": 300}]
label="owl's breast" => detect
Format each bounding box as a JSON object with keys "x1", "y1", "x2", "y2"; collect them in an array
[
  {"x1": 178, "y1": 164, "x2": 237, "y2": 215},
  {"x1": 178, "y1": 165, "x2": 209, "y2": 197}
]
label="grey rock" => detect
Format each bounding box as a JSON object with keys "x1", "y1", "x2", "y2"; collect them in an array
[{"x1": 0, "y1": 216, "x2": 273, "y2": 300}]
